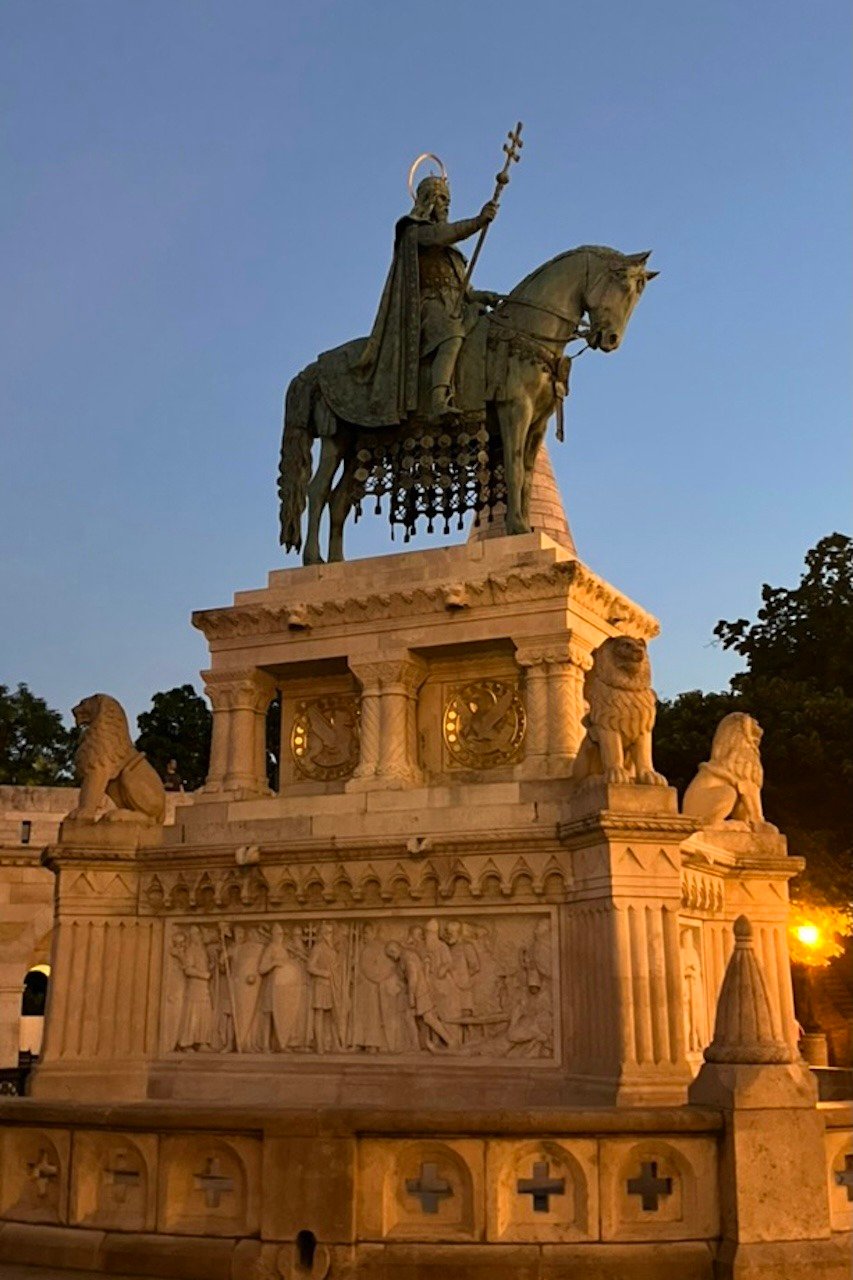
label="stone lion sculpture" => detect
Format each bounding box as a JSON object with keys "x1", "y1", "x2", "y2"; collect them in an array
[
  {"x1": 571, "y1": 636, "x2": 667, "y2": 786},
  {"x1": 682, "y1": 712, "x2": 773, "y2": 829},
  {"x1": 65, "y1": 694, "x2": 166, "y2": 825}
]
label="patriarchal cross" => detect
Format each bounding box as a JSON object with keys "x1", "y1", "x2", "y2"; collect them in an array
[
  {"x1": 405, "y1": 1162, "x2": 453, "y2": 1213},
  {"x1": 516, "y1": 1160, "x2": 566, "y2": 1212},
  {"x1": 626, "y1": 1160, "x2": 673, "y2": 1211},
  {"x1": 193, "y1": 1156, "x2": 235, "y2": 1209}
]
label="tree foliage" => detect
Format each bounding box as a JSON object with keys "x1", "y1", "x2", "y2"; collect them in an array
[
  {"x1": 135, "y1": 684, "x2": 212, "y2": 791},
  {"x1": 0, "y1": 683, "x2": 74, "y2": 785},
  {"x1": 656, "y1": 533, "x2": 853, "y2": 905}
]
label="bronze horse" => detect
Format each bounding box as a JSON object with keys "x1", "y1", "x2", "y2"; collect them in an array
[{"x1": 279, "y1": 245, "x2": 656, "y2": 564}]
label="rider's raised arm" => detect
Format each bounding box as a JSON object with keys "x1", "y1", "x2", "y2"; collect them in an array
[{"x1": 415, "y1": 214, "x2": 487, "y2": 247}]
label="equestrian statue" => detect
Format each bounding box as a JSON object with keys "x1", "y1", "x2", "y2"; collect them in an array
[{"x1": 279, "y1": 124, "x2": 657, "y2": 565}]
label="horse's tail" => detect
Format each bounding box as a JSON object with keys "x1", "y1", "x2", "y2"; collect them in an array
[{"x1": 278, "y1": 364, "x2": 318, "y2": 552}]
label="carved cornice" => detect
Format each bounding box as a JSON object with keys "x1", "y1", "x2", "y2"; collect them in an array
[
  {"x1": 559, "y1": 811, "x2": 697, "y2": 848},
  {"x1": 137, "y1": 846, "x2": 574, "y2": 915},
  {"x1": 192, "y1": 561, "x2": 659, "y2": 643}
]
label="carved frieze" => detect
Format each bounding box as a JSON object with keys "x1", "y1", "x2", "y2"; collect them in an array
[
  {"x1": 290, "y1": 695, "x2": 360, "y2": 782},
  {"x1": 140, "y1": 850, "x2": 572, "y2": 916},
  {"x1": 163, "y1": 909, "x2": 557, "y2": 1062},
  {"x1": 443, "y1": 679, "x2": 526, "y2": 769}
]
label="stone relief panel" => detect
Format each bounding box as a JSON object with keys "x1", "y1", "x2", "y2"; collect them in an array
[
  {"x1": 290, "y1": 694, "x2": 360, "y2": 782},
  {"x1": 157, "y1": 1134, "x2": 260, "y2": 1237},
  {"x1": 0, "y1": 1128, "x2": 70, "y2": 1225},
  {"x1": 442, "y1": 679, "x2": 526, "y2": 769},
  {"x1": 69, "y1": 1131, "x2": 157, "y2": 1232},
  {"x1": 486, "y1": 1138, "x2": 599, "y2": 1243},
  {"x1": 162, "y1": 910, "x2": 557, "y2": 1062}
]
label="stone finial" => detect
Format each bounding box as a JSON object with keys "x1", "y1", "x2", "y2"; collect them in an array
[
  {"x1": 704, "y1": 916, "x2": 794, "y2": 1065},
  {"x1": 469, "y1": 444, "x2": 577, "y2": 554}
]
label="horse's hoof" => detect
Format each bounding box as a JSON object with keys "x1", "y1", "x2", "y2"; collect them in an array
[{"x1": 303, "y1": 551, "x2": 324, "y2": 566}]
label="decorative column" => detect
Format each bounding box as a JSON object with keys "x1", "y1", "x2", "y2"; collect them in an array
[
  {"x1": 349, "y1": 656, "x2": 427, "y2": 789},
  {"x1": 515, "y1": 645, "x2": 551, "y2": 777},
  {"x1": 201, "y1": 670, "x2": 231, "y2": 793},
  {"x1": 546, "y1": 640, "x2": 590, "y2": 775},
  {"x1": 515, "y1": 638, "x2": 591, "y2": 778},
  {"x1": 202, "y1": 668, "x2": 277, "y2": 797}
]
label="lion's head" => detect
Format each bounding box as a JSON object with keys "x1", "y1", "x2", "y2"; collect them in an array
[
  {"x1": 73, "y1": 693, "x2": 135, "y2": 772},
  {"x1": 707, "y1": 712, "x2": 763, "y2": 787},
  {"x1": 592, "y1": 636, "x2": 652, "y2": 691}
]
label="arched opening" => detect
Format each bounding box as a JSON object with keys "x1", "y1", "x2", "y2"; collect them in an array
[
  {"x1": 20, "y1": 964, "x2": 50, "y2": 1058},
  {"x1": 295, "y1": 1230, "x2": 317, "y2": 1272}
]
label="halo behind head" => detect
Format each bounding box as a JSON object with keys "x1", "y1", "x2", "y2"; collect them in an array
[{"x1": 407, "y1": 152, "x2": 448, "y2": 199}]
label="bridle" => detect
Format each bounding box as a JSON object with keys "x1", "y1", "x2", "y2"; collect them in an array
[{"x1": 488, "y1": 249, "x2": 595, "y2": 354}]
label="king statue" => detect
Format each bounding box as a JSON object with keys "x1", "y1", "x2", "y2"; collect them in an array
[
  {"x1": 280, "y1": 124, "x2": 658, "y2": 565},
  {"x1": 353, "y1": 161, "x2": 502, "y2": 422}
]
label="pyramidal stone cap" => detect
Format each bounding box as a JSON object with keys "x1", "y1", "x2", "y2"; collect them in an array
[
  {"x1": 704, "y1": 915, "x2": 794, "y2": 1065},
  {"x1": 469, "y1": 443, "x2": 577, "y2": 554}
]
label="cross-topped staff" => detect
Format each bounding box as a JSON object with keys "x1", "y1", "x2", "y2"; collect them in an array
[{"x1": 462, "y1": 121, "x2": 523, "y2": 291}]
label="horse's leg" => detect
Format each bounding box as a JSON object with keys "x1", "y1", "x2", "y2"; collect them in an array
[
  {"x1": 327, "y1": 441, "x2": 357, "y2": 563},
  {"x1": 520, "y1": 414, "x2": 549, "y2": 529},
  {"x1": 497, "y1": 396, "x2": 533, "y2": 536},
  {"x1": 304, "y1": 435, "x2": 344, "y2": 565}
]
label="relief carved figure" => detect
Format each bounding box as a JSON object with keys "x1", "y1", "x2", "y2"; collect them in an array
[
  {"x1": 171, "y1": 926, "x2": 214, "y2": 1051},
  {"x1": 167, "y1": 913, "x2": 554, "y2": 1061},
  {"x1": 352, "y1": 923, "x2": 391, "y2": 1053},
  {"x1": 65, "y1": 694, "x2": 166, "y2": 825},
  {"x1": 571, "y1": 637, "x2": 667, "y2": 787},
  {"x1": 256, "y1": 924, "x2": 308, "y2": 1052},
  {"x1": 680, "y1": 926, "x2": 706, "y2": 1053},
  {"x1": 306, "y1": 922, "x2": 346, "y2": 1053},
  {"x1": 682, "y1": 712, "x2": 774, "y2": 829}
]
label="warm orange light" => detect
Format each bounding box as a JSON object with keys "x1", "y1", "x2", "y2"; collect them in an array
[{"x1": 788, "y1": 904, "x2": 852, "y2": 968}]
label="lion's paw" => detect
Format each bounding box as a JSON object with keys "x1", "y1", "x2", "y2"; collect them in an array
[
  {"x1": 604, "y1": 766, "x2": 633, "y2": 785},
  {"x1": 637, "y1": 769, "x2": 668, "y2": 787}
]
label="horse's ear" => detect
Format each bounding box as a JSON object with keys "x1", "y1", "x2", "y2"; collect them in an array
[
  {"x1": 644, "y1": 269, "x2": 659, "y2": 281},
  {"x1": 626, "y1": 250, "x2": 652, "y2": 264}
]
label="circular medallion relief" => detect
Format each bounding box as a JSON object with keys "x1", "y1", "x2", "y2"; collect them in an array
[
  {"x1": 443, "y1": 679, "x2": 526, "y2": 769},
  {"x1": 291, "y1": 695, "x2": 360, "y2": 781}
]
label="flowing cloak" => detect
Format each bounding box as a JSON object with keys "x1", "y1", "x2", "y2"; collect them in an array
[
  {"x1": 317, "y1": 216, "x2": 424, "y2": 429},
  {"x1": 317, "y1": 215, "x2": 471, "y2": 429}
]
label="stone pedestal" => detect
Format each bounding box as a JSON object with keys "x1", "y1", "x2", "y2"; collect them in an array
[
  {"x1": 559, "y1": 782, "x2": 696, "y2": 1105},
  {"x1": 3, "y1": 534, "x2": 843, "y2": 1279}
]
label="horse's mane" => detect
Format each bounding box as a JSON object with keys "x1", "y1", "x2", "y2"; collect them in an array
[{"x1": 508, "y1": 244, "x2": 626, "y2": 297}]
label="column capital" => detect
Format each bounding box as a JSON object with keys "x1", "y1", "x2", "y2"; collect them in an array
[
  {"x1": 202, "y1": 667, "x2": 277, "y2": 713},
  {"x1": 513, "y1": 637, "x2": 592, "y2": 671},
  {"x1": 349, "y1": 655, "x2": 427, "y2": 695}
]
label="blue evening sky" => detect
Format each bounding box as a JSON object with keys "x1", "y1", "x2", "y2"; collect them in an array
[{"x1": 1, "y1": 1, "x2": 849, "y2": 728}]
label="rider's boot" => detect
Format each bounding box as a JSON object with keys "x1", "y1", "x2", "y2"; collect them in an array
[
  {"x1": 429, "y1": 337, "x2": 463, "y2": 421},
  {"x1": 429, "y1": 383, "x2": 461, "y2": 420}
]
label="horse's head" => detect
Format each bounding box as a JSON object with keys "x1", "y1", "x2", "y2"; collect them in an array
[{"x1": 584, "y1": 249, "x2": 658, "y2": 352}]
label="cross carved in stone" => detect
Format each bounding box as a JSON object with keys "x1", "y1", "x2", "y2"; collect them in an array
[
  {"x1": 835, "y1": 1153, "x2": 853, "y2": 1202},
  {"x1": 626, "y1": 1160, "x2": 673, "y2": 1212},
  {"x1": 193, "y1": 1156, "x2": 235, "y2": 1209},
  {"x1": 516, "y1": 1160, "x2": 566, "y2": 1212},
  {"x1": 405, "y1": 1162, "x2": 453, "y2": 1214},
  {"x1": 27, "y1": 1149, "x2": 59, "y2": 1198},
  {"x1": 104, "y1": 1150, "x2": 141, "y2": 1204}
]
